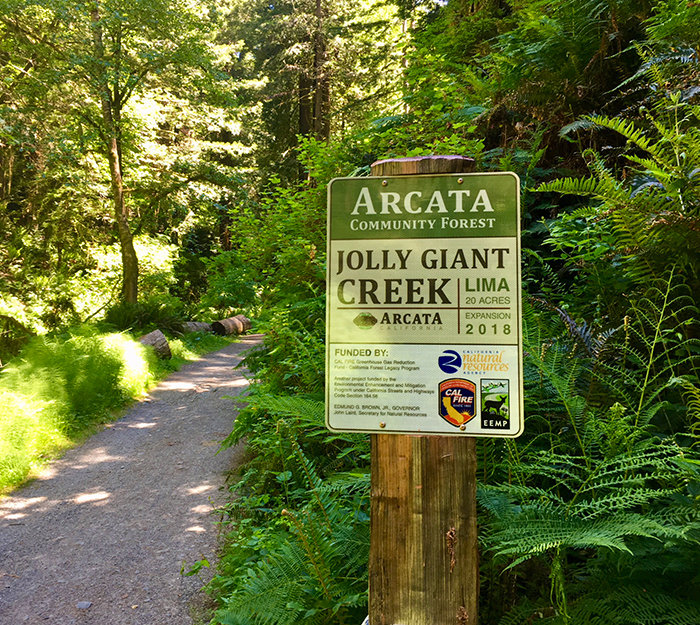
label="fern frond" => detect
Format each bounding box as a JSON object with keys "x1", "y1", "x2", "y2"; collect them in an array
[
  {"x1": 574, "y1": 488, "x2": 681, "y2": 520},
  {"x1": 497, "y1": 601, "x2": 544, "y2": 625},
  {"x1": 678, "y1": 378, "x2": 700, "y2": 437},
  {"x1": 573, "y1": 586, "x2": 700, "y2": 625},
  {"x1": 289, "y1": 443, "x2": 333, "y2": 529},
  {"x1": 217, "y1": 542, "x2": 311, "y2": 625},
  {"x1": 264, "y1": 395, "x2": 325, "y2": 427},
  {"x1": 585, "y1": 114, "x2": 657, "y2": 157},
  {"x1": 558, "y1": 118, "x2": 602, "y2": 138},
  {"x1": 536, "y1": 175, "x2": 624, "y2": 202},
  {"x1": 480, "y1": 484, "x2": 568, "y2": 515},
  {"x1": 529, "y1": 296, "x2": 611, "y2": 359},
  {"x1": 487, "y1": 513, "x2": 655, "y2": 564}
]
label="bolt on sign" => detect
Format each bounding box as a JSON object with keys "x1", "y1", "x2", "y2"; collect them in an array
[{"x1": 326, "y1": 172, "x2": 523, "y2": 436}]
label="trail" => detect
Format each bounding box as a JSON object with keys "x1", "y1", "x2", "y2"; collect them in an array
[{"x1": 0, "y1": 335, "x2": 263, "y2": 625}]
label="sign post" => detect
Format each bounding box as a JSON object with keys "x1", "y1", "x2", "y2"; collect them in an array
[{"x1": 326, "y1": 156, "x2": 523, "y2": 624}]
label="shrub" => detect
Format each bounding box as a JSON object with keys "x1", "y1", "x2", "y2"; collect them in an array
[
  {"x1": 103, "y1": 297, "x2": 185, "y2": 335},
  {"x1": 200, "y1": 250, "x2": 257, "y2": 316}
]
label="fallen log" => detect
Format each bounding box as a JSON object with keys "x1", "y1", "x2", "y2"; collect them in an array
[
  {"x1": 138, "y1": 329, "x2": 172, "y2": 359},
  {"x1": 180, "y1": 321, "x2": 213, "y2": 335},
  {"x1": 211, "y1": 315, "x2": 252, "y2": 336}
]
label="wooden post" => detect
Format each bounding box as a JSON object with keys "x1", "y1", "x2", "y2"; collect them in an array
[{"x1": 369, "y1": 155, "x2": 479, "y2": 625}]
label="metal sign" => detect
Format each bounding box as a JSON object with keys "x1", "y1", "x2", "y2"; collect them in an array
[{"x1": 326, "y1": 172, "x2": 523, "y2": 437}]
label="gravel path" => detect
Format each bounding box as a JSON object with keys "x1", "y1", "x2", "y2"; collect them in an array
[{"x1": 0, "y1": 335, "x2": 263, "y2": 625}]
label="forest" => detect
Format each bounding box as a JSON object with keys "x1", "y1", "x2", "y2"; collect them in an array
[{"x1": 1, "y1": 0, "x2": 700, "y2": 622}]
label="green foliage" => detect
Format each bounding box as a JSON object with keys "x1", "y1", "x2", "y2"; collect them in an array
[
  {"x1": 4, "y1": 0, "x2": 700, "y2": 618},
  {"x1": 0, "y1": 327, "x2": 154, "y2": 490},
  {"x1": 104, "y1": 298, "x2": 185, "y2": 335},
  {"x1": 490, "y1": 0, "x2": 644, "y2": 116},
  {"x1": 0, "y1": 0, "x2": 242, "y2": 314},
  {"x1": 538, "y1": 98, "x2": 700, "y2": 322},
  {"x1": 200, "y1": 251, "x2": 257, "y2": 316},
  {"x1": 476, "y1": 287, "x2": 700, "y2": 623},
  {"x1": 30, "y1": 233, "x2": 181, "y2": 333},
  {"x1": 2, "y1": 328, "x2": 153, "y2": 422},
  {"x1": 0, "y1": 314, "x2": 34, "y2": 366},
  {"x1": 645, "y1": 0, "x2": 700, "y2": 49},
  {"x1": 222, "y1": 391, "x2": 369, "y2": 496},
  {"x1": 245, "y1": 299, "x2": 326, "y2": 396},
  {"x1": 214, "y1": 443, "x2": 370, "y2": 625},
  {"x1": 229, "y1": 140, "x2": 343, "y2": 315},
  {"x1": 480, "y1": 418, "x2": 700, "y2": 624},
  {"x1": 0, "y1": 324, "x2": 231, "y2": 492},
  {"x1": 0, "y1": 388, "x2": 69, "y2": 492},
  {"x1": 211, "y1": 391, "x2": 370, "y2": 625},
  {"x1": 207, "y1": 1, "x2": 700, "y2": 622},
  {"x1": 220, "y1": 0, "x2": 403, "y2": 182}
]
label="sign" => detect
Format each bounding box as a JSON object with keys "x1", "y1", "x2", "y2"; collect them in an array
[{"x1": 326, "y1": 172, "x2": 523, "y2": 436}]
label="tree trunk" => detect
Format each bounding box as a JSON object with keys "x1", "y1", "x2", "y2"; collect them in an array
[
  {"x1": 90, "y1": 3, "x2": 139, "y2": 304},
  {"x1": 313, "y1": 0, "x2": 330, "y2": 140},
  {"x1": 299, "y1": 73, "x2": 314, "y2": 138},
  {"x1": 107, "y1": 134, "x2": 139, "y2": 304}
]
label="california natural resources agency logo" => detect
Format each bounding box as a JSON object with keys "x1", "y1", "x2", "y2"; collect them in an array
[{"x1": 438, "y1": 349, "x2": 511, "y2": 430}]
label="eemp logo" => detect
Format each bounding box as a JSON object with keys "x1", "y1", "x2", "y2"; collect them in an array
[{"x1": 438, "y1": 349, "x2": 510, "y2": 374}]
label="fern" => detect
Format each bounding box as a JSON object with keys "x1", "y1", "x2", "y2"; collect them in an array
[
  {"x1": 214, "y1": 445, "x2": 369, "y2": 625},
  {"x1": 262, "y1": 395, "x2": 326, "y2": 427},
  {"x1": 479, "y1": 427, "x2": 700, "y2": 622},
  {"x1": 594, "y1": 275, "x2": 700, "y2": 433},
  {"x1": 481, "y1": 293, "x2": 700, "y2": 624},
  {"x1": 678, "y1": 378, "x2": 700, "y2": 439},
  {"x1": 538, "y1": 101, "x2": 700, "y2": 294},
  {"x1": 529, "y1": 296, "x2": 614, "y2": 359},
  {"x1": 571, "y1": 585, "x2": 700, "y2": 624}
]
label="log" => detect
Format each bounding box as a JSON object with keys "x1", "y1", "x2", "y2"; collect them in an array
[
  {"x1": 235, "y1": 315, "x2": 252, "y2": 332},
  {"x1": 211, "y1": 314, "x2": 252, "y2": 336},
  {"x1": 138, "y1": 329, "x2": 172, "y2": 359},
  {"x1": 180, "y1": 321, "x2": 213, "y2": 335}
]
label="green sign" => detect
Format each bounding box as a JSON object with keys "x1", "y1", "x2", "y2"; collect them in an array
[{"x1": 326, "y1": 172, "x2": 523, "y2": 437}]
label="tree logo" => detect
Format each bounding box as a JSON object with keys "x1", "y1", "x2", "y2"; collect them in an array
[{"x1": 353, "y1": 313, "x2": 378, "y2": 329}]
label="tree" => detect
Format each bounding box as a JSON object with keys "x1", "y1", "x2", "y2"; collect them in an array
[
  {"x1": 2, "y1": 0, "x2": 219, "y2": 303},
  {"x1": 220, "y1": 0, "x2": 402, "y2": 182},
  {"x1": 0, "y1": 5, "x2": 112, "y2": 326}
]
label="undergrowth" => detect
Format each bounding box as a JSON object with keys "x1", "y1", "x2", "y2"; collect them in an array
[
  {"x1": 0, "y1": 327, "x2": 231, "y2": 493},
  {"x1": 204, "y1": 285, "x2": 371, "y2": 624}
]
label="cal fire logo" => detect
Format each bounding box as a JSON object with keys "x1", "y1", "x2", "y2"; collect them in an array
[{"x1": 438, "y1": 379, "x2": 476, "y2": 427}]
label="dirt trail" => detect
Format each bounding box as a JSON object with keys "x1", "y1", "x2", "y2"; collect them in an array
[{"x1": 0, "y1": 335, "x2": 263, "y2": 625}]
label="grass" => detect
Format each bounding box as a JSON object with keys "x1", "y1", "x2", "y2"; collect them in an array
[{"x1": 0, "y1": 326, "x2": 232, "y2": 494}]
